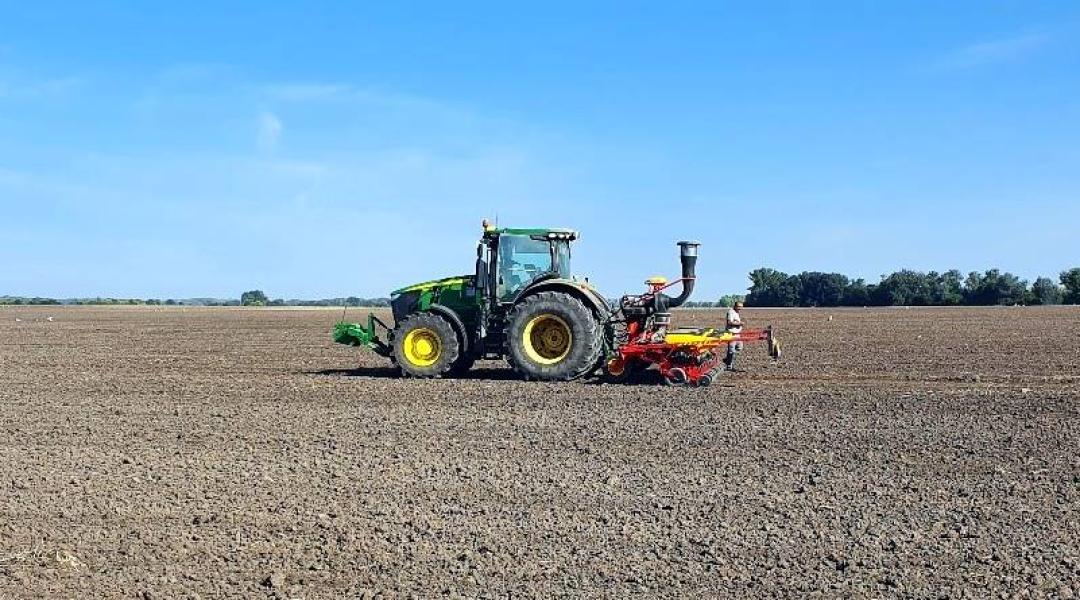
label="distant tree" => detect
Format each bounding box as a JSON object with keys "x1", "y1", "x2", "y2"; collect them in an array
[
  {"x1": 964, "y1": 269, "x2": 1028, "y2": 305},
  {"x1": 1029, "y1": 277, "x2": 1063, "y2": 305},
  {"x1": 991, "y1": 270, "x2": 1028, "y2": 305},
  {"x1": 963, "y1": 271, "x2": 984, "y2": 304},
  {"x1": 1061, "y1": 268, "x2": 1080, "y2": 304},
  {"x1": 935, "y1": 270, "x2": 965, "y2": 305},
  {"x1": 746, "y1": 268, "x2": 798, "y2": 307},
  {"x1": 240, "y1": 290, "x2": 269, "y2": 306},
  {"x1": 345, "y1": 296, "x2": 362, "y2": 307},
  {"x1": 717, "y1": 294, "x2": 744, "y2": 308},
  {"x1": 795, "y1": 272, "x2": 848, "y2": 307},
  {"x1": 874, "y1": 270, "x2": 934, "y2": 306},
  {"x1": 841, "y1": 278, "x2": 872, "y2": 306},
  {"x1": 164, "y1": 299, "x2": 177, "y2": 305}
]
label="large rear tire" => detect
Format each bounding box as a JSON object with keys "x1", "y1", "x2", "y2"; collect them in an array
[
  {"x1": 392, "y1": 313, "x2": 460, "y2": 378},
  {"x1": 505, "y1": 291, "x2": 602, "y2": 381}
]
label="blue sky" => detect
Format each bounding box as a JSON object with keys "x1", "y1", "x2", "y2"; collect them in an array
[{"x1": 2, "y1": 2, "x2": 1078, "y2": 299}]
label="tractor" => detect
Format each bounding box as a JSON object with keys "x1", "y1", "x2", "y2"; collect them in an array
[
  {"x1": 335, "y1": 221, "x2": 777, "y2": 383},
  {"x1": 334, "y1": 221, "x2": 619, "y2": 380}
]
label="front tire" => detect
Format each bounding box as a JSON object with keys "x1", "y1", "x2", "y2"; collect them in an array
[
  {"x1": 392, "y1": 313, "x2": 460, "y2": 378},
  {"x1": 506, "y1": 291, "x2": 602, "y2": 381}
]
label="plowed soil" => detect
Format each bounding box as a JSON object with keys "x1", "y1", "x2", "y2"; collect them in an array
[{"x1": 1, "y1": 306, "x2": 1078, "y2": 598}]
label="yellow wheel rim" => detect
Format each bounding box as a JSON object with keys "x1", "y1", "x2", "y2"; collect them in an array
[
  {"x1": 403, "y1": 327, "x2": 441, "y2": 367},
  {"x1": 522, "y1": 314, "x2": 572, "y2": 365}
]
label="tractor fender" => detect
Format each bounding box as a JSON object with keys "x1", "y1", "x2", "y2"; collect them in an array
[
  {"x1": 427, "y1": 303, "x2": 471, "y2": 357},
  {"x1": 513, "y1": 279, "x2": 611, "y2": 318}
]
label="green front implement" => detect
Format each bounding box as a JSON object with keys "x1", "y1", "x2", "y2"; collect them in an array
[{"x1": 333, "y1": 313, "x2": 392, "y2": 357}]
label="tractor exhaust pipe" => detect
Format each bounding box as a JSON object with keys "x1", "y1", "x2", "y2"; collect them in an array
[{"x1": 668, "y1": 241, "x2": 699, "y2": 308}]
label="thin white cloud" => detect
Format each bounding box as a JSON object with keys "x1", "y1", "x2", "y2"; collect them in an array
[
  {"x1": 256, "y1": 111, "x2": 283, "y2": 153},
  {"x1": 938, "y1": 32, "x2": 1051, "y2": 70}
]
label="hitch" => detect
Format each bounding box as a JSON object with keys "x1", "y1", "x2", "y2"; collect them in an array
[{"x1": 333, "y1": 313, "x2": 393, "y2": 357}]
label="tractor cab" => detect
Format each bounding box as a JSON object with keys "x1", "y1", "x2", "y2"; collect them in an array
[{"x1": 476, "y1": 225, "x2": 577, "y2": 304}]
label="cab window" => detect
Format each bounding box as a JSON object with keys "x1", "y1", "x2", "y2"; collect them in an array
[{"x1": 497, "y1": 235, "x2": 553, "y2": 300}]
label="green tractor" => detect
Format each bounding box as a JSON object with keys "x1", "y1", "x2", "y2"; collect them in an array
[{"x1": 334, "y1": 222, "x2": 611, "y2": 380}]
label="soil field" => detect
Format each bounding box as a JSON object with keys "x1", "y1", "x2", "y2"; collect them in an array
[{"x1": 1, "y1": 305, "x2": 1078, "y2": 598}]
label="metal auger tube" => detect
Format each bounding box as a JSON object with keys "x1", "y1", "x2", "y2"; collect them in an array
[{"x1": 668, "y1": 241, "x2": 700, "y2": 308}]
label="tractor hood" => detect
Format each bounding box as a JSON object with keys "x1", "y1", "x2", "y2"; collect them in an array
[
  {"x1": 391, "y1": 275, "x2": 474, "y2": 297},
  {"x1": 390, "y1": 275, "x2": 480, "y2": 325}
]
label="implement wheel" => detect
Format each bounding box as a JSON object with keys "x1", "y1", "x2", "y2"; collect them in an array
[
  {"x1": 506, "y1": 291, "x2": 602, "y2": 381},
  {"x1": 663, "y1": 367, "x2": 689, "y2": 386},
  {"x1": 392, "y1": 312, "x2": 460, "y2": 378}
]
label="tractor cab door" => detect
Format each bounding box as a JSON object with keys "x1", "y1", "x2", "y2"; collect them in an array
[{"x1": 494, "y1": 234, "x2": 570, "y2": 302}]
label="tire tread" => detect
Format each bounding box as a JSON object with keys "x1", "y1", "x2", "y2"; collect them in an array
[{"x1": 505, "y1": 291, "x2": 602, "y2": 381}]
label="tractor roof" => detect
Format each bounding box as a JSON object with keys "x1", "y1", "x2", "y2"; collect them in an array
[{"x1": 487, "y1": 227, "x2": 578, "y2": 240}]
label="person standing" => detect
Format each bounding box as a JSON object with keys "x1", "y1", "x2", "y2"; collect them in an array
[{"x1": 723, "y1": 301, "x2": 744, "y2": 370}]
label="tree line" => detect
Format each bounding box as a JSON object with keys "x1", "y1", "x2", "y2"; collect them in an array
[
  {"x1": 8, "y1": 271, "x2": 1080, "y2": 309},
  {"x1": 742, "y1": 267, "x2": 1080, "y2": 307},
  {"x1": 0, "y1": 293, "x2": 391, "y2": 307},
  {"x1": 239, "y1": 290, "x2": 390, "y2": 307}
]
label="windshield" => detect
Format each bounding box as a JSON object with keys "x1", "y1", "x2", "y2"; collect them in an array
[{"x1": 497, "y1": 235, "x2": 571, "y2": 300}]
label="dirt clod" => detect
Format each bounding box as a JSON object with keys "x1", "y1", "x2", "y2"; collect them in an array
[{"x1": 262, "y1": 572, "x2": 286, "y2": 589}]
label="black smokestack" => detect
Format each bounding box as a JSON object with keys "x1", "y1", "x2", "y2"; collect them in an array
[{"x1": 668, "y1": 241, "x2": 699, "y2": 308}]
